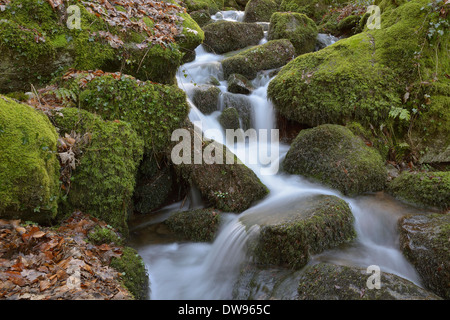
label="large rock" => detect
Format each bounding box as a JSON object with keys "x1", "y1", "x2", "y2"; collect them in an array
[
  {"x1": 171, "y1": 123, "x2": 269, "y2": 212},
  {"x1": 0, "y1": 96, "x2": 60, "y2": 223},
  {"x1": 398, "y1": 213, "x2": 450, "y2": 299},
  {"x1": 73, "y1": 73, "x2": 190, "y2": 154},
  {"x1": 268, "y1": 0, "x2": 450, "y2": 162},
  {"x1": 164, "y1": 208, "x2": 221, "y2": 242},
  {"x1": 268, "y1": 12, "x2": 318, "y2": 56},
  {"x1": 227, "y1": 74, "x2": 254, "y2": 95},
  {"x1": 221, "y1": 39, "x2": 295, "y2": 79},
  {"x1": 388, "y1": 171, "x2": 450, "y2": 210},
  {"x1": 297, "y1": 263, "x2": 442, "y2": 300},
  {"x1": 283, "y1": 124, "x2": 387, "y2": 196},
  {"x1": 248, "y1": 195, "x2": 356, "y2": 269},
  {"x1": 233, "y1": 263, "x2": 442, "y2": 300},
  {"x1": 219, "y1": 107, "x2": 241, "y2": 130},
  {"x1": 133, "y1": 155, "x2": 173, "y2": 214},
  {"x1": 53, "y1": 108, "x2": 145, "y2": 235},
  {"x1": 0, "y1": 0, "x2": 204, "y2": 92},
  {"x1": 243, "y1": 0, "x2": 278, "y2": 23},
  {"x1": 191, "y1": 84, "x2": 222, "y2": 115},
  {"x1": 222, "y1": 93, "x2": 253, "y2": 130},
  {"x1": 202, "y1": 20, "x2": 264, "y2": 54}
]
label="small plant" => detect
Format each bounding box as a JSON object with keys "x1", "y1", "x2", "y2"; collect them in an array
[
  {"x1": 87, "y1": 225, "x2": 123, "y2": 245},
  {"x1": 214, "y1": 191, "x2": 229, "y2": 199}
]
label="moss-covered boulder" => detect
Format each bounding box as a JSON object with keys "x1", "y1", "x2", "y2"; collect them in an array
[
  {"x1": 279, "y1": 0, "x2": 347, "y2": 22},
  {"x1": 221, "y1": 39, "x2": 295, "y2": 80},
  {"x1": 398, "y1": 213, "x2": 450, "y2": 299},
  {"x1": 202, "y1": 20, "x2": 264, "y2": 54},
  {"x1": 172, "y1": 123, "x2": 268, "y2": 212},
  {"x1": 189, "y1": 10, "x2": 213, "y2": 27},
  {"x1": 0, "y1": 0, "x2": 203, "y2": 92},
  {"x1": 227, "y1": 74, "x2": 254, "y2": 95},
  {"x1": 388, "y1": 171, "x2": 450, "y2": 210},
  {"x1": 268, "y1": 0, "x2": 450, "y2": 162},
  {"x1": 222, "y1": 93, "x2": 253, "y2": 130},
  {"x1": 191, "y1": 84, "x2": 222, "y2": 114},
  {"x1": 297, "y1": 263, "x2": 442, "y2": 300},
  {"x1": 249, "y1": 195, "x2": 356, "y2": 269},
  {"x1": 184, "y1": 0, "x2": 224, "y2": 14},
  {"x1": 219, "y1": 107, "x2": 241, "y2": 130},
  {"x1": 110, "y1": 247, "x2": 149, "y2": 300},
  {"x1": 283, "y1": 124, "x2": 387, "y2": 196},
  {"x1": 268, "y1": 12, "x2": 318, "y2": 56},
  {"x1": 72, "y1": 73, "x2": 190, "y2": 154},
  {"x1": 52, "y1": 108, "x2": 144, "y2": 235},
  {"x1": 243, "y1": 0, "x2": 278, "y2": 23},
  {"x1": 164, "y1": 208, "x2": 221, "y2": 242},
  {"x1": 318, "y1": 8, "x2": 367, "y2": 37},
  {"x1": 133, "y1": 155, "x2": 173, "y2": 214},
  {"x1": 0, "y1": 96, "x2": 60, "y2": 222}
]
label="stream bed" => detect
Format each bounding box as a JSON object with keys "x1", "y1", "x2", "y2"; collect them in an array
[{"x1": 128, "y1": 11, "x2": 429, "y2": 300}]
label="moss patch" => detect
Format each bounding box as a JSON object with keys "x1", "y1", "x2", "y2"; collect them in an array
[
  {"x1": 110, "y1": 247, "x2": 149, "y2": 300},
  {"x1": 297, "y1": 263, "x2": 442, "y2": 300},
  {"x1": 74, "y1": 74, "x2": 189, "y2": 154},
  {"x1": 251, "y1": 195, "x2": 356, "y2": 269},
  {"x1": 388, "y1": 171, "x2": 450, "y2": 210},
  {"x1": 53, "y1": 108, "x2": 144, "y2": 235},
  {"x1": 221, "y1": 39, "x2": 295, "y2": 80},
  {"x1": 283, "y1": 124, "x2": 387, "y2": 196},
  {"x1": 268, "y1": 0, "x2": 450, "y2": 161},
  {"x1": 172, "y1": 123, "x2": 269, "y2": 212},
  {"x1": 0, "y1": 95, "x2": 60, "y2": 223},
  {"x1": 164, "y1": 208, "x2": 221, "y2": 242},
  {"x1": 219, "y1": 107, "x2": 241, "y2": 130},
  {"x1": 243, "y1": 0, "x2": 279, "y2": 23},
  {"x1": 268, "y1": 12, "x2": 318, "y2": 56},
  {"x1": 202, "y1": 20, "x2": 264, "y2": 54}
]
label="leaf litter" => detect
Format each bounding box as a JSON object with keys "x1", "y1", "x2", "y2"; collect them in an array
[{"x1": 0, "y1": 212, "x2": 133, "y2": 300}]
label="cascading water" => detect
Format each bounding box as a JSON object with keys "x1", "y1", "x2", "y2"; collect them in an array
[{"x1": 130, "y1": 11, "x2": 424, "y2": 300}]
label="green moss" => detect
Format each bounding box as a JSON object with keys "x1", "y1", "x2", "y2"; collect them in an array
[
  {"x1": 219, "y1": 107, "x2": 241, "y2": 130},
  {"x1": 110, "y1": 247, "x2": 149, "y2": 300},
  {"x1": 221, "y1": 39, "x2": 295, "y2": 80},
  {"x1": 252, "y1": 195, "x2": 356, "y2": 269},
  {"x1": 0, "y1": 0, "x2": 197, "y2": 91},
  {"x1": 268, "y1": 0, "x2": 449, "y2": 144},
  {"x1": 0, "y1": 95, "x2": 60, "y2": 222},
  {"x1": 87, "y1": 225, "x2": 124, "y2": 245},
  {"x1": 53, "y1": 108, "x2": 144, "y2": 235},
  {"x1": 283, "y1": 124, "x2": 387, "y2": 196},
  {"x1": 298, "y1": 263, "x2": 442, "y2": 300},
  {"x1": 173, "y1": 124, "x2": 269, "y2": 213},
  {"x1": 164, "y1": 208, "x2": 221, "y2": 242},
  {"x1": 133, "y1": 155, "x2": 173, "y2": 214},
  {"x1": 191, "y1": 84, "x2": 222, "y2": 114},
  {"x1": 227, "y1": 73, "x2": 254, "y2": 94},
  {"x1": 279, "y1": 0, "x2": 347, "y2": 22},
  {"x1": 76, "y1": 74, "x2": 189, "y2": 154},
  {"x1": 243, "y1": 0, "x2": 278, "y2": 23},
  {"x1": 388, "y1": 171, "x2": 450, "y2": 210},
  {"x1": 202, "y1": 20, "x2": 264, "y2": 54},
  {"x1": 346, "y1": 121, "x2": 390, "y2": 160},
  {"x1": 189, "y1": 10, "x2": 212, "y2": 27},
  {"x1": 184, "y1": 0, "x2": 224, "y2": 14},
  {"x1": 268, "y1": 12, "x2": 318, "y2": 56},
  {"x1": 5, "y1": 92, "x2": 29, "y2": 102}
]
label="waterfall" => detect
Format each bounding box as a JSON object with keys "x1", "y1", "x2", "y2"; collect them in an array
[{"x1": 131, "y1": 11, "x2": 422, "y2": 300}]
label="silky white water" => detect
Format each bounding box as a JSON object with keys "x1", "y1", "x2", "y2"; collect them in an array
[{"x1": 131, "y1": 11, "x2": 423, "y2": 300}]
